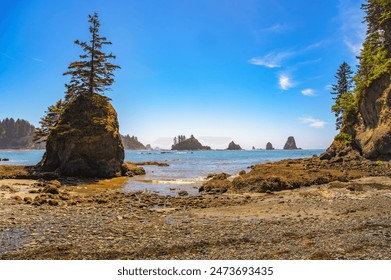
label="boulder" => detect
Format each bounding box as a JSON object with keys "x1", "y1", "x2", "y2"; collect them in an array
[
  {"x1": 266, "y1": 142, "x2": 274, "y2": 150},
  {"x1": 39, "y1": 94, "x2": 125, "y2": 178},
  {"x1": 283, "y1": 136, "x2": 298, "y2": 150},
  {"x1": 227, "y1": 141, "x2": 242, "y2": 150}
]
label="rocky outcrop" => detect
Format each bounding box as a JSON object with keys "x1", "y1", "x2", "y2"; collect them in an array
[
  {"x1": 0, "y1": 118, "x2": 45, "y2": 149},
  {"x1": 121, "y1": 135, "x2": 145, "y2": 150},
  {"x1": 266, "y1": 142, "x2": 274, "y2": 150},
  {"x1": 171, "y1": 135, "x2": 210, "y2": 151},
  {"x1": 227, "y1": 141, "x2": 242, "y2": 150},
  {"x1": 39, "y1": 94, "x2": 125, "y2": 178},
  {"x1": 352, "y1": 74, "x2": 391, "y2": 159},
  {"x1": 283, "y1": 136, "x2": 298, "y2": 150},
  {"x1": 199, "y1": 173, "x2": 232, "y2": 194},
  {"x1": 145, "y1": 144, "x2": 152, "y2": 150}
]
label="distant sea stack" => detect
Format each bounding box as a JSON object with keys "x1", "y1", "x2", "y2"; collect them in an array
[
  {"x1": 171, "y1": 135, "x2": 211, "y2": 151},
  {"x1": 266, "y1": 142, "x2": 274, "y2": 150},
  {"x1": 0, "y1": 118, "x2": 44, "y2": 149},
  {"x1": 227, "y1": 141, "x2": 242, "y2": 150},
  {"x1": 40, "y1": 94, "x2": 125, "y2": 178},
  {"x1": 283, "y1": 136, "x2": 299, "y2": 150},
  {"x1": 121, "y1": 134, "x2": 146, "y2": 150}
]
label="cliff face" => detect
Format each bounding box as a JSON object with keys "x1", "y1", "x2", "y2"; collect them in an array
[
  {"x1": 353, "y1": 74, "x2": 391, "y2": 159},
  {"x1": 283, "y1": 136, "x2": 298, "y2": 150},
  {"x1": 39, "y1": 94, "x2": 124, "y2": 178},
  {"x1": 227, "y1": 141, "x2": 242, "y2": 150},
  {"x1": 171, "y1": 135, "x2": 210, "y2": 151}
]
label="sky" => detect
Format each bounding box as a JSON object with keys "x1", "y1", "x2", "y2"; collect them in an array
[{"x1": 0, "y1": 0, "x2": 367, "y2": 149}]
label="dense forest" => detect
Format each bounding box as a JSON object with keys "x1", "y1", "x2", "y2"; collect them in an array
[
  {"x1": 121, "y1": 134, "x2": 146, "y2": 150},
  {"x1": 0, "y1": 118, "x2": 43, "y2": 149}
]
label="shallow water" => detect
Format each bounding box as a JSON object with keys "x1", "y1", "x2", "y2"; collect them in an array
[{"x1": 0, "y1": 149, "x2": 325, "y2": 195}]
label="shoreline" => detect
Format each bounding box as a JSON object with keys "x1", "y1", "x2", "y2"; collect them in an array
[{"x1": 1, "y1": 157, "x2": 391, "y2": 259}]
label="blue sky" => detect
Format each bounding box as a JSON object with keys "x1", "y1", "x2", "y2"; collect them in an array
[{"x1": 0, "y1": 0, "x2": 366, "y2": 149}]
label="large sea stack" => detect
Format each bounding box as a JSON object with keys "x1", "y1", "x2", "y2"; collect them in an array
[
  {"x1": 266, "y1": 142, "x2": 274, "y2": 150},
  {"x1": 283, "y1": 136, "x2": 298, "y2": 150},
  {"x1": 39, "y1": 94, "x2": 124, "y2": 178},
  {"x1": 227, "y1": 141, "x2": 242, "y2": 150}
]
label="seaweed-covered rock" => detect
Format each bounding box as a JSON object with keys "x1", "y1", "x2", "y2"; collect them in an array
[{"x1": 39, "y1": 94, "x2": 125, "y2": 178}]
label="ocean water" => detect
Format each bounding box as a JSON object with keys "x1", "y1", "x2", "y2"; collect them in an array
[{"x1": 0, "y1": 149, "x2": 325, "y2": 195}]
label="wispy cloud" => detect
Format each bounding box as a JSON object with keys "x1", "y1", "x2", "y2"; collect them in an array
[
  {"x1": 300, "y1": 117, "x2": 326, "y2": 128},
  {"x1": 263, "y1": 23, "x2": 290, "y2": 33},
  {"x1": 301, "y1": 88, "x2": 316, "y2": 96},
  {"x1": 279, "y1": 74, "x2": 294, "y2": 90},
  {"x1": 32, "y1": 57, "x2": 44, "y2": 63},
  {"x1": 1, "y1": 52, "x2": 14, "y2": 60},
  {"x1": 249, "y1": 51, "x2": 292, "y2": 68},
  {"x1": 338, "y1": 0, "x2": 366, "y2": 56}
]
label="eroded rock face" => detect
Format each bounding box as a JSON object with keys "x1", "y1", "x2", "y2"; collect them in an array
[
  {"x1": 39, "y1": 94, "x2": 125, "y2": 178},
  {"x1": 266, "y1": 142, "x2": 274, "y2": 150},
  {"x1": 283, "y1": 136, "x2": 298, "y2": 150},
  {"x1": 354, "y1": 74, "x2": 391, "y2": 159},
  {"x1": 227, "y1": 141, "x2": 242, "y2": 150}
]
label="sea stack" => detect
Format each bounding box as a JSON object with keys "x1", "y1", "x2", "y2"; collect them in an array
[
  {"x1": 266, "y1": 142, "x2": 274, "y2": 150},
  {"x1": 283, "y1": 136, "x2": 298, "y2": 150},
  {"x1": 39, "y1": 94, "x2": 125, "y2": 178},
  {"x1": 227, "y1": 141, "x2": 242, "y2": 150}
]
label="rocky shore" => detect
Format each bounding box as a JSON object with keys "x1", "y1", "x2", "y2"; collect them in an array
[{"x1": 1, "y1": 157, "x2": 391, "y2": 260}]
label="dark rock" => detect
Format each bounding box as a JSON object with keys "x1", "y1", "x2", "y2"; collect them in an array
[
  {"x1": 39, "y1": 94, "x2": 125, "y2": 178},
  {"x1": 178, "y1": 191, "x2": 188, "y2": 196},
  {"x1": 1, "y1": 158, "x2": 10, "y2": 161},
  {"x1": 239, "y1": 170, "x2": 246, "y2": 175},
  {"x1": 283, "y1": 136, "x2": 298, "y2": 150},
  {"x1": 266, "y1": 142, "x2": 274, "y2": 150},
  {"x1": 199, "y1": 173, "x2": 233, "y2": 194},
  {"x1": 145, "y1": 144, "x2": 152, "y2": 150},
  {"x1": 227, "y1": 141, "x2": 242, "y2": 150}
]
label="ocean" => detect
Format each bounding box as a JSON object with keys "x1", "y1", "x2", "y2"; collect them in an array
[{"x1": 0, "y1": 149, "x2": 324, "y2": 195}]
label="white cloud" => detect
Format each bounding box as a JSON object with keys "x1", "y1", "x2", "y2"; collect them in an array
[
  {"x1": 279, "y1": 74, "x2": 293, "y2": 90},
  {"x1": 32, "y1": 57, "x2": 44, "y2": 63},
  {"x1": 249, "y1": 51, "x2": 292, "y2": 68},
  {"x1": 301, "y1": 88, "x2": 316, "y2": 96},
  {"x1": 263, "y1": 23, "x2": 289, "y2": 33},
  {"x1": 338, "y1": 0, "x2": 366, "y2": 56},
  {"x1": 300, "y1": 117, "x2": 327, "y2": 128}
]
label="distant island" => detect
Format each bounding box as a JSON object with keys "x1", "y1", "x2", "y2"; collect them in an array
[
  {"x1": 0, "y1": 118, "x2": 44, "y2": 149},
  {"x1": 121, "y1": 135, "x2": 146, "y2": 150},
  {"x1": 171, "y1": 135, "x2": 211, "y2": 150}
]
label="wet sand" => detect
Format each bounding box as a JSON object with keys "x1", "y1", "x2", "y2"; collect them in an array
[{"x1": 1, "y1": 159, "x2": 391, "y2": 260}]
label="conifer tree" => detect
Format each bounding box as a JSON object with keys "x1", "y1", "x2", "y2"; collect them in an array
[
  {"x1": 34, "y1": 100, "x2": 65, "y2": 143},
  {"x1": 331, "y1": 62, "x2": 354, "y2": 130},
  {"x1": 63, "y1": 12, "x2": 120, "y2": 101}
]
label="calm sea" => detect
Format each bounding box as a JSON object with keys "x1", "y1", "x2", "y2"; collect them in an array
[{"x1": 0, "y1": 149, "x2": 324, "y2": 195}]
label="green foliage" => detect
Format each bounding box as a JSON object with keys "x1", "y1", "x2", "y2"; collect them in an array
[
  {"x1": 34, "y1": 100, "x2": 65, "y2": 143},
  {"x1": 355, "y1": 0, "x2": 391, "y2": 99},
  {"x1": 331, "y1": 62, "x2": 355, "y2": 130},
  {"x1": 63, "y1": 12, "x2": 120, "y2": 101},
  {"x1": 334, "y1": 132, "x2": 353, "y2": 145}
]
